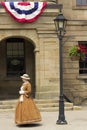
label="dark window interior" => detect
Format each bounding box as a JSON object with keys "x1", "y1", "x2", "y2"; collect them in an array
[
  {"x1": 6, "y1": 38, "x2": 25, "y2": 77},
  {"x1": 79, "y1": 42, "x2": 87, "y2": 74}
]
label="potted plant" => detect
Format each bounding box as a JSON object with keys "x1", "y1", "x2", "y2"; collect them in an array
[{"x1": 68, "y1": 45, "x2": 85, "y2": 61}]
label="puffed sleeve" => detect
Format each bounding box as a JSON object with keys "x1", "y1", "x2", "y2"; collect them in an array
[{"x1": 23, "y1": 82, "x2": 31, "y2": 95}]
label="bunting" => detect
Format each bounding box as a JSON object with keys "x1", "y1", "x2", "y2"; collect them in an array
[{"x1": 1, "y1": 2, "x2": 47, "y2": 23}]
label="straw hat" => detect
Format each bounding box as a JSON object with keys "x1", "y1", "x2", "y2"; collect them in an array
[{"x1": 21, "y1": 74, "x2": 30, "y2": 80}]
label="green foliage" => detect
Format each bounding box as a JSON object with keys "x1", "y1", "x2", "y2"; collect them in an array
[
  {"x1": 68, "y1": 46, "x2": 80, "y2": 56},
  {"x1": 68, "y1": 45, "x2": 85, "y2": 59}
]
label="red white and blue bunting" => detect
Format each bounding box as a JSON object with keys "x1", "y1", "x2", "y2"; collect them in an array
[{"x1": 1, "y1": 2, "x2": 47, "y2": 23}]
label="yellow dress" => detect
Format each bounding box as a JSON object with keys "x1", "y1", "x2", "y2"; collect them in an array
[{"x1": 15, "y1": 81, "x2": 41, "y2": 125}]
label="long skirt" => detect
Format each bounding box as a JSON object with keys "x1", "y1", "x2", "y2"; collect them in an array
[{"x1": 15, "y1": 95, "x2": 42, "y2": 125}]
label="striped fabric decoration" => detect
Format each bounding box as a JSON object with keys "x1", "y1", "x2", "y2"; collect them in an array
[{"x1": 1, "y1": 2, "x2": 47, "y2": 23}]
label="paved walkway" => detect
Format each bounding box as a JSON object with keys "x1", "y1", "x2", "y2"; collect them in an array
[{"x1": 0, "y1": 108, "x2": 87, "y2": 130}]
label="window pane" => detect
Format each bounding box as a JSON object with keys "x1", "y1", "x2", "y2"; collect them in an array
[
  {"x1": 76, "y1": 0, "x2": 87, "y2": 5},
  {"x1": 7, "y1": 38, "x2": 25, "y2": 76},
  {"x1": 82, "y1": 0, "x2": 87, "y2": 4},
  {"x1": 76, "y1": 0, "x2": 82, "y2": 5},
  {"x1": 7, "y1": 58, "x2": 25, "y2": 76}
]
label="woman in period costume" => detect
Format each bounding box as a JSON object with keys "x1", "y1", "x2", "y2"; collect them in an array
[{"x1": 15, "y1": 74, "x2": 41, "y2": 125}]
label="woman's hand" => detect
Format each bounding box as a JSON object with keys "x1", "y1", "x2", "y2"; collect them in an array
[{"x1": 19, "y1": 90, "x2": 25, "y2": 94}]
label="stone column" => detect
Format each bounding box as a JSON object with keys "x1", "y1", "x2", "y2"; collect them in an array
[{"x1": 34, "y1": 48, "x2": 40, "y2": 99}]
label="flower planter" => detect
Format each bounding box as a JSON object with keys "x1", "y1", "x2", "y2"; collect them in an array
[
  {"x1": 70, "y1": 56, "x2": 80, "y2": 61},
  {"x1": 68, "y1": 45, "x2": 86, "y2": 61}
]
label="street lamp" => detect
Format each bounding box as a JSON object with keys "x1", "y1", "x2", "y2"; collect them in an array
[{"x1": 54, "y1": 12, "x2": 67, "y2": 125}]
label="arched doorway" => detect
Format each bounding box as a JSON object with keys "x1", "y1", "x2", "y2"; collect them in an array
[{"x1": 0, "y1": 37, "x2": 35, "y2": 99}]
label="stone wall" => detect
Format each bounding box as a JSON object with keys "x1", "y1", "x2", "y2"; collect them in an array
[{"x1": 58, "y1": 0, "x2": 87, "y2": 105}]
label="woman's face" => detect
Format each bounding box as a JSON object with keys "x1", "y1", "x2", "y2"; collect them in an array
[{"x1": 22, "y1": 78, "x2": 27, "y2": 82}]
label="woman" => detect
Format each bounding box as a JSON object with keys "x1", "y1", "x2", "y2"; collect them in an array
[{"x1": 15, "y1": 74, "x2": 41, "y2": 125}]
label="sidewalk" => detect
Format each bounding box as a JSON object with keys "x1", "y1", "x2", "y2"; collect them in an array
[{"x1": 0, "y1": 109, "x2": 87, "y2": 130}]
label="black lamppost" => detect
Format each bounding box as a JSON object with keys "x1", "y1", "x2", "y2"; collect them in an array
[{"x1": 54, "y1": 11, "x2": 67, "y2": 125}]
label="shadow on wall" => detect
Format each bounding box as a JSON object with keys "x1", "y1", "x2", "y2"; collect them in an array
[{"x1": 81, "y1": 98, "x2": 87, "y2": 106}]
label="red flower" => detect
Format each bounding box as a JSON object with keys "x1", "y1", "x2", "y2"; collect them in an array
[{"x1": 79, "y1": 44, "x2": 87, "y2": 54}]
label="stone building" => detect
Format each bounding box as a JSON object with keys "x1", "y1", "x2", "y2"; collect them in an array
[
  {"x1": 59, "y1": 0, "x2": 87, "y2": 105},
  {"x1": 0, "y1": 0, "x2": 87, "y2": 106},
  {"x1": 0, "y1": 1, "x2": 60, "y2": 100}
]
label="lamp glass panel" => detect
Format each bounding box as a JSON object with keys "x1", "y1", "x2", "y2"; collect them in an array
[
  {"x1": 54, "y1": 21, "x2": 59, "y2": 31},
  {"x1": 59, "y1": 21, "x2": 63, "y2": 29}
]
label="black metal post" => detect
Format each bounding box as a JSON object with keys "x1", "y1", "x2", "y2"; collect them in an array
[{"x1": 56, "y1": 32, "x2": 67, "y2": 125}]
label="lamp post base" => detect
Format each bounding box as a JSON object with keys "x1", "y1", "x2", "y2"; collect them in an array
[{"x1": 56, "y1": 119, "x2": 67, "y2": 125}]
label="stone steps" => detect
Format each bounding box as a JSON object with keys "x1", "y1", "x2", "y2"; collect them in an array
[
  {"x1": 0, "y1": 99, "x2": 81, "y2": 112},
  {"x1": 35, "y1": 99, "x2": 74, "y2": 111}
]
